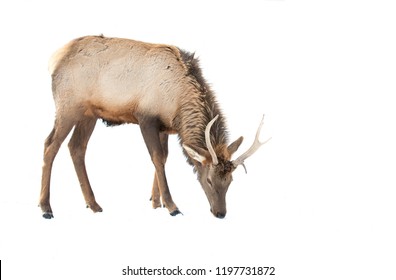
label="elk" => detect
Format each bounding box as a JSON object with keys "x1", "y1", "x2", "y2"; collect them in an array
[{"x1": 39, "y1": 35, "x2": 270, "y2": 219}]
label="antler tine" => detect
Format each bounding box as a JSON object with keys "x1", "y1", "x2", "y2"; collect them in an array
[
  {"x1": 232, "y1": 114, "x2": 271, "y2": 171},
  {"x1": 205, "y1": 115, "x2": 219, "y2": 165}
]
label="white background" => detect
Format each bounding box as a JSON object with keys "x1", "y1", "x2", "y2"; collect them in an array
[{"x1": 0, "y1": 0, "x2": 395, "y2": 279}]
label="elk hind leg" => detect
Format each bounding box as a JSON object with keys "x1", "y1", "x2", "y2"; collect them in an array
[
  {"x1": 68, "y1": 117, "x2": 102, "y2": 213},
  {"x1": 40, "y1": 118, "x2": 75, "y2": 219}
]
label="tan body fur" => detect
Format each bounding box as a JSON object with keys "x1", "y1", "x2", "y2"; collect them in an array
[{"x1": 51, "y1": 36, "x2": 194, "y2": 129}]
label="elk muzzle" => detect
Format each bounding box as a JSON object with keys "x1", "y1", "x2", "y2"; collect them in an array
[{"x1": 208, "y1": 193, "x2": 227, "y2": 219}]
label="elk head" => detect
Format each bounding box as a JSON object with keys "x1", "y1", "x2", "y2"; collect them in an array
[{"x1": 183, "y1": 115, "x2": 271, "y2": 218}]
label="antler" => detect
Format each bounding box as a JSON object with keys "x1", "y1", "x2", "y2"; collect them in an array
[
  {"x1": 232, "y1": 114, "x2": 271, "y2": 172},
  {"x1": 205, "y1": 115, "x2": 219, "y2": 165}
]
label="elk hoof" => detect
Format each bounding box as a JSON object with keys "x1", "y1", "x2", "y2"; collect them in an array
[
  {"x1": 170, "y1": 209, "x2": 183, "y2": 216},
  {"x1": 42, "y1": 212, "x2": 54, "y2": 219},
  {"x1": 87, "y1": 202, "x2": 103, "y2": 213}
]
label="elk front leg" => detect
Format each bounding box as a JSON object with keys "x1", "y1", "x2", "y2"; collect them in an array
[
  {"x1": 150, "y1": 133, "x2": 168, "y2": 209},
  {"x1": 139, "y1": 119, "x2": 181, "y2": 216}
]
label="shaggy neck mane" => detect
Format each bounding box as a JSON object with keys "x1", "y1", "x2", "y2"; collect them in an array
[{"x1": 176, "y1": 49, "x2": 229, "y2": 162}]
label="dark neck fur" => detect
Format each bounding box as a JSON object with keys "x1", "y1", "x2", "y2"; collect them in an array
[{"x1": 175, "y1": 49, "x2": 229, "y2": 159}]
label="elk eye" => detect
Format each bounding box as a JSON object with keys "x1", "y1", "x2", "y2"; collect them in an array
[{"x1": 207, "y1": 178, "x2": 212, "y2": 186}]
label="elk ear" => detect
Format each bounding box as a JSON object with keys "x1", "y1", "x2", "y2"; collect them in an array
[
  {"x1": 183, "y1": 144, "x2": 210, "y2": 164},
  {"x1": 227, "y1": 136, "x2": 244, "y2": 156}
]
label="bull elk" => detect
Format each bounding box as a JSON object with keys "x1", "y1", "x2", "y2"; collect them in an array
[{"x1": 39, "y1": 35, "x2": 270, "y2": 219}]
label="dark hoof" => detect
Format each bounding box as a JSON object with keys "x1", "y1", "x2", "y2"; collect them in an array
[
  {"x1": 89, "y1": 206, "x2": 103, "y2": 213},
  {"x1": 87, "y1": 203, "x2": 103, "y2": 213},
  {"x1": 170, "y1": 209, "x2": 183, "y2": 216},
  {"x1": 42, "y1": 212, "x2": 54, "y2": 219}
]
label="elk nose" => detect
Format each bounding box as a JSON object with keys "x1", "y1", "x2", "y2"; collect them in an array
[{"x1": 215, "y1": 212, "x2": 226, "y2": 219}]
